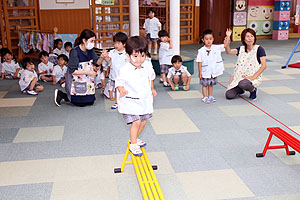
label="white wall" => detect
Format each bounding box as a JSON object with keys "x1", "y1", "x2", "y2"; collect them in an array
[{"x1": 39, "y1": 0, "x2": 90, "y2": 10}]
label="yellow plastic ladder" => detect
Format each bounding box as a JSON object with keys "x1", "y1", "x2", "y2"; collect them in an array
[{"x1": 114, "y1": 141, "x2": 165, "y2": 200}]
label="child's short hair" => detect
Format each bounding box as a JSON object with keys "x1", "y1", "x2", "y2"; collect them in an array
[
  {"x1": 147, "y1": 8, "x2": 155, "y2": 15},
  {"x1": 125, "y1": 36, "x2": 149, "y2": 57},
  {"x1": 202, "y1": 29, "x2": 213, "y2": 38},
  {"x1": 22, "y1": 57, "x2": 34, "y2": 69},
  {"x1": 64, "y1": 42, "x2": 72, "y2": 49},
  {"x1": 57, "y1": 54, "x2": 69, "y2": 63},
  {"x1": 39, "y1": 51, "x2": 49, "y2": 59},
  {"x1": 158, "y1": 30, "x2": 169, "y2": 38},
  {"x1": 113, "y1": 32, "x2": 128, "y2": 45},
  {"x1": 0, "y1": 48, "x2": 11, "y2": 62},
  {"x1": 54, "y1": 39, "x2": 63, "y2": 49},
  {"x1": 171, "y1": 55, "x2": 183, "y2": 64}
]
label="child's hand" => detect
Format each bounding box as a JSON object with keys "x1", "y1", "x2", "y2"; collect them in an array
[
  {"x1": 185, "y1": 85, "x2": 190, "y2": 90},
  {"x1": 101, "y1": 49, "x2": 108, "y2": 58},
  {"x1": 226, "y1": 28, "x2": 232, "y2": 37},
  {"x1": 119, "y1": 88, "x2": 128, "y2": 98},
  {"x1": 198, "y1": 72, "x2": 202, "y2": 79},
  {"x1": 242, "y1": 75, "x2": 255, "y2": 81},
  {"x1": 53, "y1": 81, "x2": 56, "y2": 85},
  {"x1": 171, "y1": 86, "x2": 176, "y2": 91},
  {"x1": 229, "y1": 74, "x2": 234, "y2": 84},
  {"x1": 152, "y1": 89, "x2": 157, "y2": 97}
]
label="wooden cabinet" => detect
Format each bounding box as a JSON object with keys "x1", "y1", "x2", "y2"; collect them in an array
[
  {"x1": 0, "y1": 0, "x2": 39, "y2": 55},
  {"x1": 91, "y1": 0, "x2": 130, "y2": 48}
]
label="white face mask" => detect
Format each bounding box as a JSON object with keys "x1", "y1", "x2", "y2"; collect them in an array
[{"x1": 85, "y1": 42, "x2": 94, "y2": 50}]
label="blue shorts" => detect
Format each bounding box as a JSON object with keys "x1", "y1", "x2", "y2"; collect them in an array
[{"x1": 146, "y1": 33, "x2": 159, "y2": 42}]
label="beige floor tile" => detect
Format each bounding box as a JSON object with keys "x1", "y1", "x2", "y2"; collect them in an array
[
  {"x1": 0, "y1": 159, "x2": 57, "y2": 186},
  {"x1": 0, "y1": 91, "x2": 8, "y2": 98},
  {"x1": 150, "y1": 108, "x2": 200, "y2": 134},
  {"x1": 104, "y1": 98, "x2": 117, "y2": 112},
  {"x1": 267, "y1": 55, "x2": 283, "y2": 59},
  {"x1": 263, "y1": 75, "x2": 296, "y2": 81},
  {"x1": 13, "y1": 126, "x2": 64, "y2": 143},
  {"x1": 167, "y1": 90, "x2": 202, "y2": 99},
  {"x1": 50, "y1": 178, "x2": 118, "y2": 200},
  {"x1": 0, "y1": 107, "x2": 31, "y2": 118},
  {"x1": 288, "y1": 102, "x2": 300, "y2": 110},
  {"x1": 275, "y1": 68, "x2": 300, "y2": 75},
  {"x1": 257, "y1": 193, "x2": 300, "y2": 200},
  {"x1": 290, "y1": 126, "x2": 300, "y2": 134},
  {"x1": 218, "y1": 105, "x2": 264, "y2": 117},
  {"x1": 224, "y1": 63, "x2": 235, "y2": 68},
  {"x1": 260, "y1": 86, "x2": 299, "y2": 95},
  {"x1": 266, "y1": 62, "x2": 282, "y2": 66},
  {"x1": 0, "y1": 97, "x2": 36, "y2": 107},
  {"x1": 190, "y1": 78, "x2": 200, "y2": 85},
  {"x1": 176, "y1": 169, "x2": 254, "y2": 200},
  {"x1": 262, "y1": 76, "x2": 271, "y2": 81},
  {"x1": 271, "y1": 150, "x2": 300, "y2": 165},
  {"x1": 54, "y1": 155, "x2": 115, "y2": 182}
]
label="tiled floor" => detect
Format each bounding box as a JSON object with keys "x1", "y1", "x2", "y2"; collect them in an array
[{"x1": 1, "y1": 39, "x2": 300, "y2": 199}]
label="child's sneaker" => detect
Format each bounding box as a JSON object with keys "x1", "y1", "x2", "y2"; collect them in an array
[
  {"x1": 163, "y1": 82, "x2": 170, "y2": 87},
  {"x1": 27, "y1": 90, "x2": 38, "y2": 95},
  {"x1": 175, "y1": 84, "x2": 179, "y2": 91},
  {"x1": 54, "y1": 89, "x2": 62, "y2": 107},
  {"x1": 61, "y1": 83, "x2": 65, "y2": 88},
  {"x1": 208, "y1": 96, "x2": 216, "y2": 102},
  {"x1": 202, "y1": 96, "x2": 210, "y2": 103},
  {"x1": 249, "y1": 89, "x2": 257, "y2": 100},
  {"x1": 183, "y1": 85, "x2": 189, "y2": 91},
  {"x1": 130, "y1": 139, "x2": 146, "y2": 147},
  {"x1": 160, "y1": 78, "x2": 163, "y2": 83},
  {"x1": 111, "y1": 103, "x2": 118, "y2": 109},
  {"x1": 129, "y1": 144, "x2": 143, "y2": 156}
]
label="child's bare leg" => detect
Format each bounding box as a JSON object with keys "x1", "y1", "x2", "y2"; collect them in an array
[
  {"x1": 130, "y1": 120, "x2": 142, "y2": 144},
  {"x1": 29, "y1": 77, "x2": 38, "y2": 90},
  {"x1": 137, "y1": 120, "x2": 147, "y2": 138},
  {"x1": 101, "y1": 79, "x2": 105, "y2": 89},
  {"x1": 161, "y1": 73, "x2": 166, "y2": 82},
  {"x1": 208, "y1": 85, "x2": 213, "y2": 96},
  {"x1": 109, "y1": 90, "x2": 115, "y2": 101},
  {"x1": 148, "y1": 41, "x2": 152, "y2": 53},
  {"x1": 35, "y1": 85, "x2": 44, "y2": 92},
  {"x1": 114, "y1": 88, "x2": 118, "y2": 104},
  {"x1": 153, "y1": 41, "x2": 158, "y2": 53},
  {"x1": 173, "y1": 75, "x2": 179, "y2": 85},
  {"x1": 41, "y1": 76, "x2": 53, "y2": 82},
  {"x1": 202, "y1": 86, "x2": 208, "y2": 97},
  {"x1": 181, "y1": 73, "x2": 187, "y2": 85}
]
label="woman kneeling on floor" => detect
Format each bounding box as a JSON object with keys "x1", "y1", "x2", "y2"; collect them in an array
[{"x1": 224, "y1": 28, "x2": 267, "y2": 100}]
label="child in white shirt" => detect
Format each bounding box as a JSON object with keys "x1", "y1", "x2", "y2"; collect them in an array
[
  {"x1": 52, "y1": 54, "x2": 68, "y2": 87},
  {"x1": 64, "y1": 42, "x2": 72, "y2": 58},
  {"x1": 196, "y1": 29, "x2": 225, "y2": 103},
  {"x1": 0, "y1": 51, "x2": 21, "y2": 80},
  {"x1": 158, "y1": 30, "x2": 173, "y2": 87},
  {"x1": 19, "y1": 57, "x2": 44, "y2": 95},
  {"x1": 101, "y1": 32, "x2": 129, "y2": 109},
  {"x1": 143, "y1": 8, "x2": 161, "y2": 54},
  {"x1": 38, "y1": 51, "x2": 54, "y2": 82},
  {"x1": 116, "y1": 36, "x2": 157, "y2": 156},
  {"x1": 53, "y1": 39, "x2": 67, "y2": 56},
  {"x1": 167, "y1": 55, "x2": 191, "y2": 91}
]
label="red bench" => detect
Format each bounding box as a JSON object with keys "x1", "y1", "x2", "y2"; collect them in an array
[{"x1": 256, "y1": 127, "x2": 300, "y2": 158}]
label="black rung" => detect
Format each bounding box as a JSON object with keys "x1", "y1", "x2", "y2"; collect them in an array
[
  {"x1": 256, "y1": 153, "x2": 264, "y2": 158},
  {"x1": 114, "y1": 168, "x2": 122, "y2": 173},
  {"x1": 289, "y1": 151, "x2": 296, "y2": 155},
  {"x1": 152, "y1": 165, "x2": 158, "y2": 170}
]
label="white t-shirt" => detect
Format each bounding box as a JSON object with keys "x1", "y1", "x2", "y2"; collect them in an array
[
  {"x1": 115, "y1": 60, "x2": 156, "y2": 115},
  {"x1": 53, "y1": 48, "x2": 67, "y2": 56},
  {"x1": 108, "y1": 49, "x2": 129, "y2": 80},
  {"x1": 196, "y1": 44, "x2": 225, "y2": 78},
  {"x1": 159, "y1": 42, "x2": 174, "y2": 65},
  {"x1": 19, "y1": 69, "x2": 37, "y2": 91},
  {"x1": 38, "y1": 61, "x2": 54, "y2": 78},
  {"x1": 143, "y1": 17, "x2": 161, "y2": 39},
  {"x1": 1, "y1": 60, "x2": 20, "y2": 76},
  {"x1": 52, "y1": 65, "x2": 67, "y2": 82},
  {"x1": 167, "y1": 65, "x2": 191, "y2": 79}
]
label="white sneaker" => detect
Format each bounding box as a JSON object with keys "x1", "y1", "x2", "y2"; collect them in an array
[
  {"x1": 129, "y1": 144, "x2": 143, "y2": 156},
  {"x1": 208, "y1": 96, "x2": 216, "y2": 102},
  {"x1": 163, "y1": 82, "x2": 170, "y2": 87},
  {"x1": 27, "y1": 90, "x2": 38, "y2": 95},
  {"x1": 130, "y1": 139, "x2": 146, "y2": 147},
  {"x1": 202, "y1": 96, "x2": 210, "y2": 103},
  {"x1": 160, "y1": 78, "x2": 163, "y2": 83}
]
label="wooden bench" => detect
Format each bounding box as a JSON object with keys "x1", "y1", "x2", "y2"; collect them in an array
[
  {"x1": 114, "y1": 141, "x2": 165, "y2": 200},
  {"x1": 256, "y1": 127, "x2": 300, "y2": 158}
]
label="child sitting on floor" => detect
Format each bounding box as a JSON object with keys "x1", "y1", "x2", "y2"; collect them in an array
[
  {"x1": 167, "y1": 55, "x2": 191, "y2": 91},
  {"x1": 64, "y1": 42, "x2": 72, "y2": 58},
  {"x1": 38, "y1": 51, "x2": 54, "y2": 82},
  {"x1": 53, "y1": 39, "x2": 67, "y2": 56},
  {"x1": 19, "y1": 57, "x2": 44, "y2": 95},
  {"x1": 52, "y1": 54, "x2": 68, "y2": 87},
  {"x1": 0, "y1": 50, "x2": 21, "y2": 80}
]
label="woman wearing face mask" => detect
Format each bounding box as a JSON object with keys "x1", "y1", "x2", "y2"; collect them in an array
[{"x1": 54, "y1": 29, "x2": 102, "y2": 107}]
